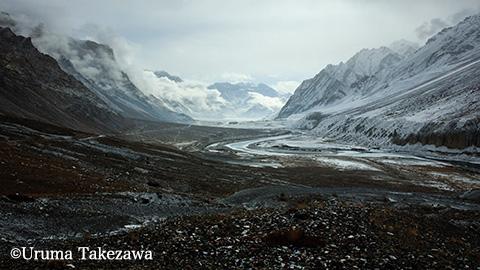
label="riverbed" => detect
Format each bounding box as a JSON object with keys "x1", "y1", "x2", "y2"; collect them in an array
[{"x1": 209, "y1": 133, "x2": 480, "y2": 192}]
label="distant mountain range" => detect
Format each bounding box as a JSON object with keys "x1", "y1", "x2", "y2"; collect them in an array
[
  {"x1": 208, "y1": 82, "x2": 288, "y2": 120},
  {"x1": 278, "y1": 14, "x2": 480, "y2": 149},
  {"x1": 207, "y1": 82, "x2": 288, "y2": 120},
  {"x1": 208, "y1": 82, "x2": 280, "y2": 100},
  {"x1": 144, "y1": 71, "x2": 290, "y2": 121}
]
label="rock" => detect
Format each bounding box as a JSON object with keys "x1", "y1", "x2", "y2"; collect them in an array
[
  {"x1": 147, "y1": 180, "x2": 161, "y2": 187},
  {"x1": 263, "y1": 227, "x2": 324, "y2": 247},
  {"x1": 2, "y1": 193, "x2": 35, "y2": 203},
  {"x1": 383, "y1": 196, "x2": 397, "y2": 203},
  {"x1": 134, "y1": 167, "x2": 149, "y2": 174},
  {"x1": 459, "y1": 189, "x2": 480, "y2": 202}
]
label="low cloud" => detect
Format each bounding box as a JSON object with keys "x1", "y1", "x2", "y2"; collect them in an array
[
  {"x1": 415, "y1": 18, "x2": 449, "y2": 40},
  {"x1": 415, "y1": 8, "x2": 480, "y2": 40},
  {"x1": 141, "y1": 71, "x2": 228, "y2": 117},
  {"x1": 272, "y1": 81, "x2": 300, "y2": 95},
  {"x1": 0, "y1": 12, "x2": 129, "y2": 84},
  {"x1": 246, "y1": 92, "x2": 285, "y2": 111},
  {"x1": 76, "y1": 24, "x2": 140, "y2": 78},
  {"x1": 141, "y1": 71, "x2": 290, "y2": 120},
  {"x1": 220, "y1": 72, "x2": 253, "y2": 83},
  {"x1": 2, "y1": 0, "x2": 480, "y2": 82}
]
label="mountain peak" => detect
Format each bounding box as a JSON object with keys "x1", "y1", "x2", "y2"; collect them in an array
[
  {"x1": 208, "y1": 82, "x2": 279, "y2": 98},
  {"x1": 459, "y1": 13, "x2": 480, "y2": 26},
  {"x1": 153, "y1": 70, "x2": 183, "y2": 83},
  {"x1": 425, "y1": 13, "x2": 480, "y2": 46},
  {"x1": 0, "y1": 27, "x2": 34, "y2": 50},
  {"x1": 80, "y1": 40, "x2": 115, "y2": 60},
  {"x1": 345, "y1": 46, "x2": 399, "y2": 76},
  {"x1": 278, "y1": 13, "x2": 480, "y2": 150},
  {"x1": 0, "y1": 12, "x2": 15, "y2": 28},
  {"x1": 389, "y1": 39, "x2": 419, "y2": 56},
  {"x1": 0, "y1": 26, "x2": 16, "y2": 38}
]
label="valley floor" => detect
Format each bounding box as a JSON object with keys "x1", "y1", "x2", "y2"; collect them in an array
[{"x1": 0, "y1": 116, "x2": 479, "y2": 269}]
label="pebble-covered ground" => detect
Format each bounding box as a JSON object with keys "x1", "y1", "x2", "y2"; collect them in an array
[
  {"x1": 1, "y1": 115, "x2": 479, "y2": 269},
  {"x1": 2, "y1": 196, "x2": 479, "y2": 269}
]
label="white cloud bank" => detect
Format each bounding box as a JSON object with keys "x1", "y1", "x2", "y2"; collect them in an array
[
  {"x1": 273, "y1": 81, "x2": 300, "y2": 95},
  {"x1": 141, "y1": 71, "x2": 289, "y2": 121},
  {"x1": 247, "y1": 92, "x2": 285, "y2": 111},
  {"x1": 141, "y1": 71, "x2": 228, "y2": 117}
]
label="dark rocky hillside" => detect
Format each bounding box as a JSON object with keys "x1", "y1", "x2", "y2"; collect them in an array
[{"x1": 0, "y1": 27, "x2": 127, "y2": 134}]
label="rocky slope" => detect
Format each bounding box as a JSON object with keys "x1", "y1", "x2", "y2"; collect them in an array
[
  {"x1": 278, "y1": 46, "x2": 408, "y2": 118},
  {"x1": 278, "y1": 15, "x2": 480, "y2": 150},
  {"x1": 0, "y1": 27, "x2": 126, "y2": 133},
  {"x1": 0, "y1": 12, "x2": 191, "y2": 124}
]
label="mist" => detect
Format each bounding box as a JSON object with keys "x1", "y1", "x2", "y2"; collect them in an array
[{"x1": 1, "y1": 0, "x2": 479, "y2": 85}]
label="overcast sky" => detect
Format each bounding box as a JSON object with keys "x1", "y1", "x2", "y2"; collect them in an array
[{"x1": 1, "y1": 0, "x2": 479, "y2": 89}]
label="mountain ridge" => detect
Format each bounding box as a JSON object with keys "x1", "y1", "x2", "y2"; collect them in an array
[
  {"x1": 278, "y1": 14, "x2": 480, "y2": 149},
  {"x1": 0, "y1": 27, "x2": 127, "y2": 133},
  {"x1": 49, "y1": 38, "x2": 192, "y2": 124},
  {"x1": 0, "y1": 12, "x2": 192, "y2": 124}
]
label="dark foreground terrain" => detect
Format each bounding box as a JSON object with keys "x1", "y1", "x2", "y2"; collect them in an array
[
  {"x1": 0, "y1": 115, "x2": 479, "y2": 269},
  {"x1": 1, "y1": 194, "x2": 479, "y2": 269}
]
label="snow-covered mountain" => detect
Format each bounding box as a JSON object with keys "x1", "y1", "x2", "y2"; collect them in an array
[
  {"x1": 277, "y1": 44, "x2": 413, "y2": 118},
  {"x1": 389, "y1": 39, "x2": 419, "y2": 56},
  {"x1": 208, "y1": 82, "x2": 279, "y2": 100},
  {"x1": 206, "y1": 82, "x2": 288, "y2": 120},
  {"x1": 278, "y1": 14, "x2": 480, "y2": 150}
]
